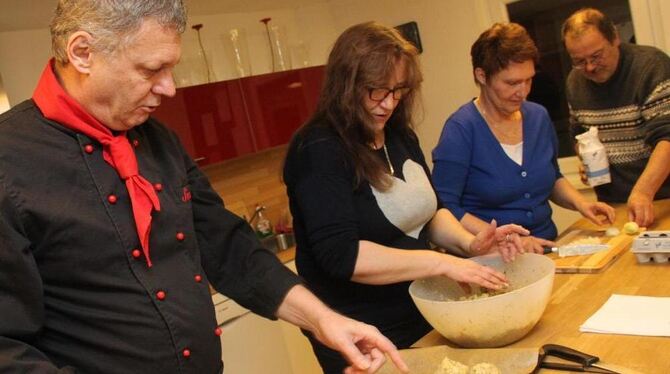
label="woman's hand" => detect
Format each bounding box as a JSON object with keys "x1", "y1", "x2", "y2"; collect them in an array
[
  {"x1": 520, "y1": 236, "x2": 556, "y2": 254},
  {"x1": 469, "y1": 220, "x2": 529, "y2": 262},
  {"x1": 439, "y1": 255, "x2": 509, "y2": 290},
  {"x1": 575, "y1": 200, "x2": 615, "y2": 226}
]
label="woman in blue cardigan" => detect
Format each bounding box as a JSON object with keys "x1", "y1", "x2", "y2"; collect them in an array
[{"x1": 432, "y1": 23, "x2": 615, "y2": 253}]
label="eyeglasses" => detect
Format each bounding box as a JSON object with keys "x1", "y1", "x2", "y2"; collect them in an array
[
  {"x1": 571, "y1": 48, "x2": 605, "y2": 70},
  {"x1": 367, "y1": 86, "x2": 411, "y2": 102}
]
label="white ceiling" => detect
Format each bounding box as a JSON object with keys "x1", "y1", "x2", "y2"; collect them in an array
[{"x1": 0, "y1": 0, "x2": 326, "y2": 32}]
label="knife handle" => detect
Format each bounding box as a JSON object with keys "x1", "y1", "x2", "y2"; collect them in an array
[
  {"x1": 542, "y1": 344, "x2": 599, "y2": 366},
  {"x1": 540, "y1": 362, "x2": 588, "y2": 372}
]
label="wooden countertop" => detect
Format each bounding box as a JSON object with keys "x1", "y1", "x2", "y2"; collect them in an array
[
  {"x1": 415, "y1": 199, "x2": 670, "y2": 373},
  {"x1": 276, "y1": 247, "x2": 296, "y2": 264}
]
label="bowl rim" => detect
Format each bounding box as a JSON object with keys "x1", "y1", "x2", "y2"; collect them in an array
[{"x1": 409, "y1": 253, "x2": 555, "y2": 304}]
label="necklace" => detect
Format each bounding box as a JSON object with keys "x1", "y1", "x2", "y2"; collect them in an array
[
  {"x1": 382, "y1": 143, "x2": 395, "y2": 175},
  {"x1": 370, "y1": 137, "x2": 394, "y2": 175}
]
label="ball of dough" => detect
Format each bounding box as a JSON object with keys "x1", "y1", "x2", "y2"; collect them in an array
[
  {"x1": 469, "y1": 362, "x2": 502, "y2": 374},
  {"x1": 435, "y1": 357, "x2": 468, "y2": 374},
  {"x1": 623, "y1": 221, "x2": 639, "y2": 235},
  {"x1": 605, "y1": 227, "x2": 620, "y2": 237}
]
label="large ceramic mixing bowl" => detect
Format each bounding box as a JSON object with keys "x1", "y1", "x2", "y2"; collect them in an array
[{"x1": 409, "y1": 253, "x2": 555, "y2": 348}]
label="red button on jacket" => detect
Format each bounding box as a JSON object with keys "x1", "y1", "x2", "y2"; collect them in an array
[
  {"x1": 156, "y1": 291, "x2": 166, "y2": 300},
  {"x1": 176, "y1": 232, "x2": 185, "y2": 241}
]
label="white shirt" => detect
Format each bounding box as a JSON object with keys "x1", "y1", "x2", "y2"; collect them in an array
[{"x1": 500, "y1": 142, "x2": 523, "y2": 165}]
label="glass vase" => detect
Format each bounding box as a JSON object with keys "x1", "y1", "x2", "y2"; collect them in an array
[
  {"x1": 269, "y1": 24, "x2": 291, "y2": 72},
  {"x1": 225, "y1": 28, "x2": 252, "y2": 78}
]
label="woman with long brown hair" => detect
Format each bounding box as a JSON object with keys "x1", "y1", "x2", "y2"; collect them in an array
[{"x1": 283, "y1": 22, "x2": 528, "y2": 373}]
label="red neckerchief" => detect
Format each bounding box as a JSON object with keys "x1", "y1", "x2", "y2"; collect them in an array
[{"x1": 32, "y1": 59, "x2": 161, "y2": 267}]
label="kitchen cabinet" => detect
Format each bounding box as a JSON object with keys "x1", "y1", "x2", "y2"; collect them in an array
[
  {"x1": 214, "y1": 293, "x2": 294, "y2": 374},
  {"x1": 240, "y1": 66, "x2": 324, "y2": 149},
  {"x1": 279, "y1": 261, "x2": 322, "y2": 374},
  {"x1": 212, "y1": 260, "x2": 320, "y2": 374},
  {"x1": 153, "y1": 80, "x2": 254, "y2": 165},
  {"x1": 153, "y1": 66, "x2": 325, "y2": 166}
]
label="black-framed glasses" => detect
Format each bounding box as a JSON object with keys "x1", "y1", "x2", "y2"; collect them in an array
[
  {"x1": 571, "y1": 48, "x2": 605, "y2": 70},
  {"x1": 367, "y1": 86, "x2": 411, "y2": 102}
]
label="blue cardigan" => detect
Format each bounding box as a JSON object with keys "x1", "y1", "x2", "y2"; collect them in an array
[{"x1": 431, "y1": 101, "x2": 562, "y2": 239}]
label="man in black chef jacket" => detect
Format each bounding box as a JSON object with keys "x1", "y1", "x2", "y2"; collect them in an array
[{"x1": 0, "y1": 1, "x2": 407, "y2": 373}]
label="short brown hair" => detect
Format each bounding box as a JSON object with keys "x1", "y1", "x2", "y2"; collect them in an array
[
  {"x1": 297, "y1": 21, "x2": 422, "y2": 190},
  {"x1": 561, "y1": 8, "x2": 617, "y2": 44},
  {"x1": 470, "y1": 23, "x2": 538, "y2": 82}
]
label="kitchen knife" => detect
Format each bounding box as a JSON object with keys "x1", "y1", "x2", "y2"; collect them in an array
[{"x1": 550, "y1": 244, "x2": 609, "y2": 257}]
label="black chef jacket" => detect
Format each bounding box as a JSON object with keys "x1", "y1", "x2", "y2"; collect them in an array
[{"x1": 0, "y1": 100, "x2": 301, "y2": 373}]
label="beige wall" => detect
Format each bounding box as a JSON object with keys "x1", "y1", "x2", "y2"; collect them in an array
[
  {"x1": 0, "y1": 28, "x2": 51, "y2": 106},
  {"x1": 1, "y1": 0, "x2": 667, "y2": 136},
  {"x1": 325, "y1": 0, "x2": 483, "y2": 161}
]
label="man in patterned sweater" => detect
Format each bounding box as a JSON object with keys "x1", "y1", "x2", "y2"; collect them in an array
[{"x1": 562, "y1": 8, "x2": 670, "y2": 227}]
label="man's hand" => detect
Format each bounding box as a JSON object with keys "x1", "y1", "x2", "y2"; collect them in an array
[
  {"x1": 628, "y1": 191, "x2": 654, "y2": 227},
  {"x1": 276, "y1": 285, "x2": 408, "y2": 373},
  {"x1": 578, "y1": 163, "x2": 589, "y2": 186},
  {"x1": 313, "y1": 312, "x2": 409, "y2": 374}
]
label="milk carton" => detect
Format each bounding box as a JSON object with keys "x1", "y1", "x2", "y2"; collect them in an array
[{"x1": 575, "y1": 126, "x2": 611, "y2": 187}]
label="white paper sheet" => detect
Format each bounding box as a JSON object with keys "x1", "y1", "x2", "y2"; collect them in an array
[{"x1": 580, "y1": 294, "x2": 670, "y2": 336}]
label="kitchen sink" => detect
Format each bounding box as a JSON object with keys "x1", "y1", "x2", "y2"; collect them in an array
[{"x1": 259, "y1": 232, "x2": 295, "y2": 253}]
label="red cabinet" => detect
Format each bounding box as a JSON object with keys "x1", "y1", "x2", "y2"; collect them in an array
[{"x1": 153, "y1": 65, "x2": 325, "y2": 165}]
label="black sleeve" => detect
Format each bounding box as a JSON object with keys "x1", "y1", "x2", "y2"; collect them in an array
[
  {"x1": 0, "y1": 175, "x2": 75, "y2": 373},
  {"x1": 183, "y1": 149, "x2": 302, "y2": 319},
  {"x1": 286, "y1": 136, "x2": 361, "y2": 280}
]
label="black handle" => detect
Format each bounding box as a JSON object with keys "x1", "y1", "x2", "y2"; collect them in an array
[
  {"x1": 540, "y1": 362, "x2": 588, "y2": 372},
  {"x1": 542, "y1": 344, "x2": 600, "y2": 366}
]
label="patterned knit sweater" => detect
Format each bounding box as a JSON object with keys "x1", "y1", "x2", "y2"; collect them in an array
[{"x1": 566, "y1": 43, "x2": 670, "y2": 203}]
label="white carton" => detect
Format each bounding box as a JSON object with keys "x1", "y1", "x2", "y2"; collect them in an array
[
  {"x1": 631, "y1": 231, "x2": 670, "y2": 263},
  {"x1": 576, "y1": 126, "x2": 611, "y2": 187}
]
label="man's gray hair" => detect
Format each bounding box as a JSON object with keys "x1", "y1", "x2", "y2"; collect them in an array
[{"x1": 50, "y1": 0, "x2": 187, "y2": 63}]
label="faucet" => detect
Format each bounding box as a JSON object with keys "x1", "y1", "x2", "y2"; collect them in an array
[{"x1": 247, "y1": 205, "x2": 266, "y2": 225}]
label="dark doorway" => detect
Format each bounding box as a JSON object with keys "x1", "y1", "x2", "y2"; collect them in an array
[{"x1": 507, "y1": 0, "x2": 634, "y2": 157}]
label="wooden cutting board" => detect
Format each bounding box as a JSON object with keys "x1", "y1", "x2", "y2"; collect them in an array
[
  {"x1": 548, "y1": 229, "x2": 636, "y2": 273},
  {"x1": 377, "y1": 345, "x2": 538, "y2": 374}
]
